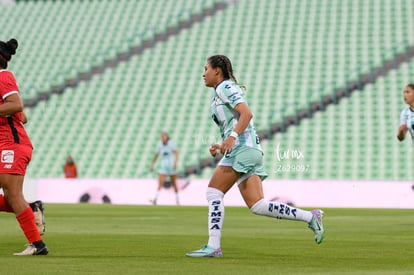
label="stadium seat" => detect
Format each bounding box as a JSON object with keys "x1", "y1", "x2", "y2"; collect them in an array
[{"x1": 3, "y1": 0, "x2": 412, "y2": 180}]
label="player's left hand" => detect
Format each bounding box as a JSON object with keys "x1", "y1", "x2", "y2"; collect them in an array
[{"x1": 220, "y1": 136, "x2": 236, "y2": 154}]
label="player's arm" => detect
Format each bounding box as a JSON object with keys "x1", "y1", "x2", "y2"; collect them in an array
[
  {"x1": 220, "y1": 102, "x2": 252, "y2": 154},
  {"x1": 21, "y1": 111, "x2": 28, "y2": 124},
  {"x1": 397, "y1": 124, "x2": 407, "y2": 141},
  {"x1": 232, "y1": 102, "x2": 252, "y2": 135},
  {"x1": 150, "y1": 153, "x2": 159, "y2": 172},
  {"x1": 0, "y1": 93, "x2": 23, "y2": 116}
]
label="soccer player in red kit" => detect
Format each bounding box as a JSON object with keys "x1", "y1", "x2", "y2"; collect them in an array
[{"x1": 0, "y1": 38, "x2": 48, "y2": 255}]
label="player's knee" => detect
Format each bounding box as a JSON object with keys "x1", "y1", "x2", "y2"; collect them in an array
[{"x1": 206, "y1": 187, "x2": 224, "y2": 201}]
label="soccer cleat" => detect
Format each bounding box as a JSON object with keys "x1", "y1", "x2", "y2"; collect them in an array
[
  {"x1": 186, "y1": 245, "x2": 222, "y2": 257},
  {"x1": 30, "y1": 200, "x2": 46, "y2": 235},
  {"x1": 308, "y1": 209, "x2": 324, "y2": 244},
  {"x1": 13, "y1": 243, "x2": 49, "y2": 256}
]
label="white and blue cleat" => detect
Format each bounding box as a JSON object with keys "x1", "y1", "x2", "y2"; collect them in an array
[
  {"x1": 308, "y1": 209, "x2": 325, "y2": 244},
  {"x1": 186, "y1": 245, "x2": 223, "y2": 257}
]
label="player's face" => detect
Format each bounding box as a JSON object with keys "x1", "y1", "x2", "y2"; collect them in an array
[
  {"x1": 161, "y1": 133, "x2": 168, "y2": 144},
  {"x1": 203, "y1": 62, "x2": 218, "y2": 88},
  {"x1": 403, "y1": 86, "x2": 414, "y2": 105}
]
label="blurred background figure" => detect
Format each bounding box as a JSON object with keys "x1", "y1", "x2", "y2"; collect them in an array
[
  {"x1": 150, "y1": 132, "x2": 179, "y2": 205},
  {"x1": 63, "y1": 155, "x2": 77, "y2": 179},
  {"x1": 397, "y1": 84, "x2": 414, "y2": 143}
]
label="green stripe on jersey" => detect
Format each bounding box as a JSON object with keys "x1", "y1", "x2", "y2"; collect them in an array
[
  {"x1": 210, "y1": 80, "x2": 262, "y2": 151},
  {"x1": 400, "y1": 107, "x2": 414, "y2": 144}
]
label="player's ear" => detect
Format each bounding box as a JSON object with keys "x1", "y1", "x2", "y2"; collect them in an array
[{"x1": 214, "y1": 67, "x2": 221, "y2": 76}]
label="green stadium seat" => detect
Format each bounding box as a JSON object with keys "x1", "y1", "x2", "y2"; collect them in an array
[{"x1": 5, "y1": 0, "x2": 413, "y2": 179}]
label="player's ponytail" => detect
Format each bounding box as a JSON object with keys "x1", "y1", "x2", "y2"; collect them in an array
[
  {"x1": 207, "y1": 55, "x2": 247, "y2": 91},
  {"x1": 0, "y1": 38, "x2": 18, "y2": 69}
]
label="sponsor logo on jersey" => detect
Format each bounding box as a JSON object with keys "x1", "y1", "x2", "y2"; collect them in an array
[
  {"x1": 1, "y1": 150, "x2": 14, "y2": 163},
  {"x1": 227, "y1": 91, "x2": 241, "y2": 103}
]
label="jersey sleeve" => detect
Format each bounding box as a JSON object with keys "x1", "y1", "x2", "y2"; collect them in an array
[
  {"x1": 216, "y1": 83, "x2": 245, "y2": 108},
  {"x1": 400, "y1": 109, "x2": 408, "y2": 126},
  {"x1": 0, "y1": 71, "x2": 19, "y2": 99}
]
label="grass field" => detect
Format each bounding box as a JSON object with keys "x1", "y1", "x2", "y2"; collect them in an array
[{"x1": 0, "y1": 204, "x2": 413, "y2": 275}]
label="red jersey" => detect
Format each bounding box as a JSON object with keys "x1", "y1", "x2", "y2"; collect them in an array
[
  {"x1": 0, "y1": 70, "x2": 32, "y2": 147},
  {"x1": 64, "y1": 164, "x2": 77, "y2": 178}
]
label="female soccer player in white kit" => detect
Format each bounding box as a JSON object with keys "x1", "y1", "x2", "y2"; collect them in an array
[
  {"x1": 397, "y1": 84, "x2": 414, "y2": 142},
  {"x1": 186, "y1": 55, "x2": 324, "y2": 257},
  {"x1": 150, "y1": 132, "x2": 179, "y2": 205}
]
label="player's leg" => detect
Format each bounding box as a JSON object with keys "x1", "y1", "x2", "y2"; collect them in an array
[
  {"x1": 0, "y1": 195, "x2": 45, "y2": 235},
  {"x1": 29, "y1": 200, "x2": 46, "y2": 235},
  {"x1": 186, "y1": 165, "x2": 240, "y2": 257},
  {"x1": 239, "y1": 174, "x2": 324, "y2": 244},
  {"x1": 0, "y1": 174, "x2": 48, "y2": 255},
  {"x1": 0, "y1": 194, "x2": 14, "y2": 212},
  {"x1": 152, "y1": 173, "x2": 166, "y2": 205},
  {"x1": 170, "y1": 174, "x2": 179, "y2": 205}
]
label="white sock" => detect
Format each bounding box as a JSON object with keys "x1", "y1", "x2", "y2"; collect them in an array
[
  {"x1": 153, "y1": 191, "x2": 159, "y2": 201},
  {"x1": 206, "y1": 187, "x2": 224, "y2": 249},
  {"x1": 175, "y1": 192, "x2": 179, "y2": 204},
  {"x1": 250, "y1": 199, "x2": 313, "y2": 223}
]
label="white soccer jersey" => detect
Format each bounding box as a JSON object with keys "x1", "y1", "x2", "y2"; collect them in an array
[
  {"x1": 210, "y1": 80, "x2": 262, "y2": 151},
  {"x1": 156, "y1": 140, "x2": 177, "y2": 167},
  {"x1": 400, "y1": 107, "x2": 414, "y2": 143}
]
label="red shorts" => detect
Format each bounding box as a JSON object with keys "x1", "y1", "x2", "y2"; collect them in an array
[{"x1": 0, "y1": 144, "x2": 32, "y2": 175}]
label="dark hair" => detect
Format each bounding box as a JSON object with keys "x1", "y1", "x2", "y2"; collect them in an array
[
  {"x1": 0, "y1": 38, "x2": 18, "y2": 69},
  {"x1": 407, "y1": 84, "x2": 414, "y2": 90},
  {"x1": 207, "y1": 55, "x2": 246, "y2": 90}
]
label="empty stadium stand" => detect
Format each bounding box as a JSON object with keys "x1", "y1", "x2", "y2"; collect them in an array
[{"x1": 0, "y1": 0, "x2": 413, "y2": 180}]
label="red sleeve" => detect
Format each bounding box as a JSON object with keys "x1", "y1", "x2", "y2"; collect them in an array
[{"x1": 0, "y1": 71, "x2": 19, "y2": 99}]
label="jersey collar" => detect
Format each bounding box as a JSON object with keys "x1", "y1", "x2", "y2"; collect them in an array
[{"x1": 214, "y1": 79, "x2": 230, "y2": 90}]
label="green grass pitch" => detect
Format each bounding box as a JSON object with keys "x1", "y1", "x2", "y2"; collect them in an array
[{"x1": 0, "y1": 204, "x2": 413, "y2": 274}]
